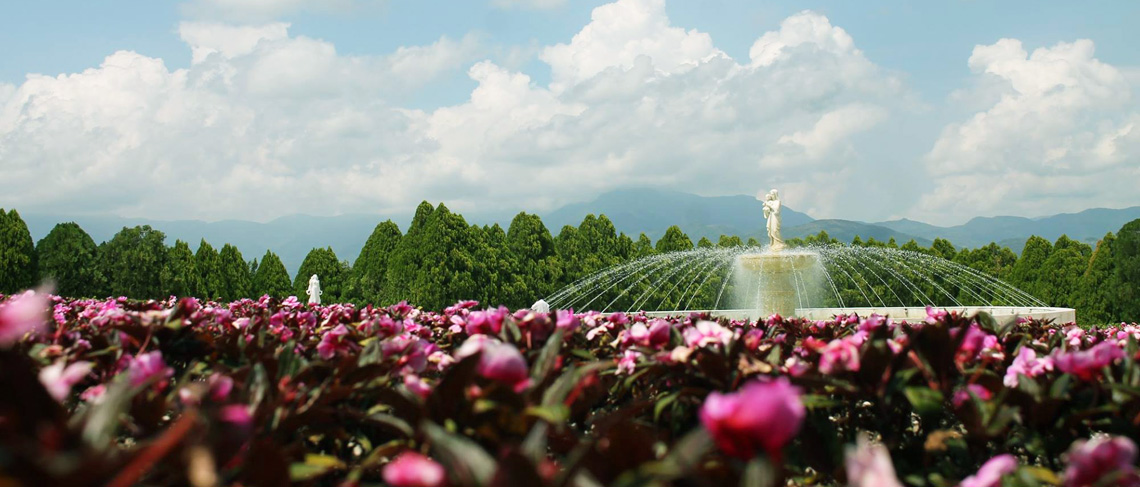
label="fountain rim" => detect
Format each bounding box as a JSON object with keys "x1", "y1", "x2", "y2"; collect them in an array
[{"x1": 639, "y1": 306, "x2": 1077, "y2": 324}]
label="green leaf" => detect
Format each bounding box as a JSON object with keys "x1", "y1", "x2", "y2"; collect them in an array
[
  {"x1": 289, "y1": 454, "x2": 344, "y2": 481},
  {"x1": 81, "y1": 375, "x2": 134, "y2": 449},
  {"x1": 422, "y1": 420, "x2": 497, "y2": 485},
  {"x1": 653, "y1": 392, "x2": 679, "y2": 422},
  {"x1": 740, "y1": 457, "x2": 776, "y2": 487},
  {"x1": 903, "y1": 386, "x2": 944, "y2": 415},
  {"x1": 532, "y1": 330, "x2": 564, "y2": 382}
]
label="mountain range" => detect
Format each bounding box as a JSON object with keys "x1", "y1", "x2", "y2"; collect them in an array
[{"x1": 18, "y1": 188, "x2": 1140, "y2": 274}]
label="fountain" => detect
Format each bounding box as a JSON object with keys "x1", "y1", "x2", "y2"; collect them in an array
[{"x1": 544, "y1": 189, "x2": 1076, "y2": 325}]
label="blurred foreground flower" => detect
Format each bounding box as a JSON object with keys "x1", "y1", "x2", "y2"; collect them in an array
[
  {"x1": 1064, "y1": 436, "x2": 1140, "y2": 487},
  {"x1": 699, "y1": 376, "x2": 804, "y2": 460},
  {"x1": 845, "y1": 435, "x2": 903, "y2": 487},
  {"x1": 0, "y1": 290, "x2": 49, "y2": 346},
  {"x1": 383, "y1": 452, "x2": 446, "y2": 487},
  {"x1": 38, "y1": 360, "x2": 93, "y2": 402}
]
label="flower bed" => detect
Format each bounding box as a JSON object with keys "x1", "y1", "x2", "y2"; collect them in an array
[{"x1": 1, "y1": 291, "x2": 1139, "y2": 486}]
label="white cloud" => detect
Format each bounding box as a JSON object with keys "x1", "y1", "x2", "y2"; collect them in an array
[
  {"x1": 1, "y1": 2, "x2": 906, "y2": 222},
  {"x1": 919, "y1": 38, "x2": 1140, "y2": 223}
]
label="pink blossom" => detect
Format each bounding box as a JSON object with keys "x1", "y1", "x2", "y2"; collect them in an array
[
  {"x1": 784, "y1": 356, "x2": 810, "y2": 377},
  {"x1": 316, "y1": 324, "x2": 355, "y2": 360},
  {"x1": 383, "y1": 452, "x2": 446, "y2": 487},
  {"x1": 925, "y1": 306, "x2": 948, "y2": 324},
  {"x1": 381, "y1": 335, "x2": 431, "y2": 373},
  {"x1": 845, "y1": 435, "x2": 904, "y2": 487},
  {"x1": 80, "y1": 384, "x2": 106, "y2": 403},
  {"x1": 617, "y1": 350, "x2": 641, "y2": 375},
  {"x1": 555, "y1": 309, "x2": 580, "y2": 332},
  {"x1": 477, "y1": 341, "x2": 530, "y2": 391},
  {"x1": 1066, "y1": 327, "x2": 1085, "y2": 347},
  {"x1": 960, "y1": 454, "x2": 1017, "y2": 487},
  {"x1": 220, "y1": 404, "x2": 252, "y2": 429},
  {"x1": 699, "y1": 377, "x2": 804, "y2": 460},
  {"x1": 0, "y1": 290, "x2": 49, "y2": 346},
  {"x1": 743, "y1": 328, "x2": 764, "y2": 350},
  {"x1": 403, "y1": 374, "x2": 432, "y2": 399},
  {"x1": 38, "y1": 360, "x2": 93, "y2": 402},
  {"x1": 1003, "y1": 347, "x2": 1054, "y2": 387},
  {"x1": 208, "y1": 373, "x2": 234, "y2": 401},
  {"x1": 1054, "y1": 342, "x2": 1125, "y2": 381},
  {"x1": 819, "y1": 337, "x2": 861, "y2": 374},
  {"x1": 1064, "y1": 436, "x2": 1140, "y2": 487},
  {"x1": 955, "y1": 325, "x2": 1003, "y2": 364},
  {"x1": 465, "y1": 307, "x2": 507, "y2": 336},
  {"x1": 683, "y1": 320, "x2": 733, "y2": 349},
  {"x1": 128, "y1": 351, "x2": 173, "y2": 387},
  {"x1": 952, "y1": 384, "x2": 993, "y2": 408}
]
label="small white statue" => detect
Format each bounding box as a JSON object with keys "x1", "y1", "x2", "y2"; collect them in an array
[
  {"x1": 531, "y1": 299, "x2": 550, "y2": 314},
  {"x1": 306, "y1": 274, "x2": 322, "y2": 305},
  {"x1": 763, "y1": 189, "x2": 786, "y2": 252}
]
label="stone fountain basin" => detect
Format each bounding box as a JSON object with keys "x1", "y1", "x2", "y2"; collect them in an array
[{"x1": 642, "y1": 306, "x2": 1076, "y2": 326}]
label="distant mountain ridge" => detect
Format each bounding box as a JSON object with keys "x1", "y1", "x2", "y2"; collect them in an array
[{"x1": 19, "y1": 191, "x2": 1139, "y2": 275}]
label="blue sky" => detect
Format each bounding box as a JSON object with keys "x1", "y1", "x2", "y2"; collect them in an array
[{"x1": 2, "y1": 0, "x2": 1139, "y2": 225}]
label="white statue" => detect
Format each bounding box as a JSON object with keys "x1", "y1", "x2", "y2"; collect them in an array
[
  {"x1": 306, "y1": 274, "x2": 322, "y2": 305},
  {"x1": 762, "y1": 189, "x2": 786, "y2": 252},
  {"x1": 531, "y1": 299, "x2": 550, "y2": 314}
]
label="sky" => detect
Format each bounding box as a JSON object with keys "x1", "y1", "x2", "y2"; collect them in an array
[{"x1": 1, "y1": 0, "x2": 1139, "y2": 226}]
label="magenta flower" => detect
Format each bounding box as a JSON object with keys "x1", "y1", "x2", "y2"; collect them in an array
[
  {"x1": 465, "y1": 307, "x2": 506, "y2": 336},
  {"x1": 952, "y1": 384, "x2": 993, "y2": 408},
  {"x1": 38, "y1": 360, "x2": 93, "y2": 402},
  {"x1": 683, "y1": 320, "x2": 733, "y2": 349},
  {"x1": 403, "y1": 374, "x2": 432, "y2": 399},
  {"x1": 383, "y1": 452, "x2": 446, "y2": 487},
  {"x1": 1063, "y1": 436, "x2": 1140, "y2": 487},
  {"x1": 845, "y1": 435, "x2": 903, "y2": 487},
  {"x1": 699, "y1": 377, "x2": 804, "y2": 460},
  {"x1": 381, "y1": 335, "x2": 431, "y2": 373},
  {"x1": 208, "y1": 373, "x2": 234, "y2": 401},
  {"x1": 316, "y1": 324, "x2": 354, "y2": 360},
  {"x1": 925, "y1": 306, "x2": 948, "y2": 324},
  {"x1": 478, "y1": 341, "x2": 530, "y2": 391},
  {"x1": 128, "y1": 351, "x2": 173, "y2": 387},
  {"x1": 555, "y1": 309, "x2": 580, "y2": 333},
  {"x1": 1003, "y1": 347, "x2": 1054, "y2": 387},
  {"x1": 960, "y1": 454, "x2": 1017, "y2": 487},
  {"x1": 220, "y1": 404, "x2": 253, "y2": 429},
  {"x1": 1055, "y1": 342, "x2": 1124, "y2": 381},
  {"x1": 819, "y1": 336, "x2": 861, "y2": 374},
  {"x1": 0, "y1": 290, "x2": 49, "y2": 346},
  {"x1": 617, "y1": 350, "x2": 641, "y2": 375}
]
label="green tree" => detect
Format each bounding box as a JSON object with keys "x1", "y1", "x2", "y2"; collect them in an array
[
  {"x1": 161, "y1": 240, "x2": 204, "y2": 298},
  {"x1": 253, "y1": 250, "x2": 292, "y2": 298},
  {"x1": 655, "y1": 225, "x2": 693, "y2": 253},
  {"x1": 195, "y1": 240, "x2": 222, "y2": 300},
  {"x1": 746, "y1": 237, "x2": 760, "y2": 247},
  {"x1": 931, "y1": 238, "x2": 957, "y2": 261},
  {"x1": 696, "y1": 237, "x2": 714, "y2": 249},
  {"x1": 717, "y1": 235, "x2": 743, "y2": 248},
  {"x1": 295, "y1": 247, "x2": 349, "y2": 304},
  {"x1": 1038, "y1": 235, "x2": 1090, "y2": 307},
  {"x1": 99, "y1": 226, "x2": 168, "y2": 299},
  {"x1": 1113, "y1": 219, "x2": 1140, "y2": 320},
  {"x1": 635, "y1": 233, "x2": 656, "y2": 257},
  {"x1": 0, "y1": 209, "x2": 37, "y2": 294},
  {"x1": 217, "y1": 244, "x2": 252, "y2": 301},
  {"x1": 506, "y1": 212, "x2": 561, "y2": 306},
  {"x1": 35, "y1": 222, "x2": 99, "y2": 297},
  {"x1": 353, "y1": 221, "x2": 403, "y2": 305},
  {"x1": 384, "y1": 202, "x2": 436, "y2": 305},
  {"x1": 1074, "y1": 233, "x2": 1116, "y2": 324},
  {"x1": 1009, "y1": 236, "x2": 1053, "y2": 301}
]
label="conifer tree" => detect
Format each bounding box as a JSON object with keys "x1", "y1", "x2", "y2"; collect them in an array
[
  {"x1": 217, "y1": 244, "x2": 252, "y2": 301},
  {"x1": 506, "y1": 212, "x2": 561, "y2": 306},
  {"x1": 353, "y1": 220, "x2": 402, "y2": 306},
  {"x1": 35, "y1": 222, "x2": 99, "y2": 297},
  {"x1": 253, "y1": 250, "x2": 292, "y2": 298},
  {"x1": 717, "y1": 235, "x2": 743, "y2": 248},
  {"x1": 99, "y1": 226, "x2": 168, "y2": 299},
  {"x1": 655, "y1": 225, "x2": 693, "y2": 253},
  {"x1": 295, "y1": 247, "x2": 347, "y2": 303},
  {"x1": 1113, "y1": 219, "x2": 1140, "y2": 320},
  {"x1": 195, "y1": 240, "x2": 222, "y2": 300},
  {"x1": 161, "y1": 240, "x2": 204, "y2": 298},
  {"x1": 0, "y1": 209, "x2": 38, "y2": 294},
  {"x1": 1038, "y1": 235, "x2": 1090, "y2": 308},
  {"x1": 1074, "y1": 233, "x2": 1116, "y2": 324},
  {"x1": 384, "y1": 202, "x2": 435, "y2": 304},
  {"x1": 1010, "y1": 236, "x2": 1053, "y2": 301},
  {"x1": 697, "y1": 237, "x2": 714, "y2": 249}
]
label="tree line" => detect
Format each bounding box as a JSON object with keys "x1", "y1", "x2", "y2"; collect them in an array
[{"x1": 0, "y1": 205, "x2": 1137, "y2": 323}]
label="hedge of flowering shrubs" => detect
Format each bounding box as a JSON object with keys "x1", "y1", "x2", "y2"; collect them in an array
[{"x1": 2, "y1": 290, "x2": 1140, "y2": 486}]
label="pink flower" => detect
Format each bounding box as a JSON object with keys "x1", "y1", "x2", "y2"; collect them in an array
[
  {"x1": 465, "y1": 307, "x2": 507, "y2": 336},
  {"x1": 208, "y1": 373, "x2": 234, "y2": 401},
  {"x1": 128, "y1": 351, "x2": 173, "y2": 387},
  {"x1": 0, "y1": 291, "x2": 49, "y2": 346},
  {"x1": 743, "y1": 328, "x2": 765, "y2": 350},
  {"x1": 1003, "y1": 347, "x2": 1054, "y2": 387},
  {"x1": 960, "y1": 454, "x2": 1017, "y2": 487},
  {"x1": 316, "y1": 324, "x2": 354, "y2": 360},
  {"x1": 220, "y1": 404, "x2": 252, "y2": 429},
  {"x1": 383, "y1": 452, "x2": 446, "y2": 487},
  {"x1": 925, "y1": 306, "x2": 948, "y2": 325},
  {"x1": 845, "y1": 435, "x2": 903, "y2": 487},
  {"x1": 683, "y1": 320, "x2": 733, "y2": 349},
  {"x1": 699, "y1": 377, "x2": 804, "y2": 460},
  {"x1": 478, "y1": 341, "x2": 530, "y2": 391},
  {"x1": 403, "y1": 374, "x2": 432, "y2": 399},
  {"x1": 38, "y1": 360, "x2": 93, "y2": 402},
  {"x1": 1055, "y1": 342, "x2": 1124, "y2": 381},
  {"x1": 1064, "y1": 436, "x2": 1140, "y2": 487},
  {"x1": 381, "y1": 335, "x2": 431, "y2": 373},
  {"x1": 555, "y1": 309, "x2": 580, "y2": 333},
  {"x1": 617, "y1": 350, "x2": 641, "y2": 375},
  {"x1": 952, "y1": 384, "x2": 993, "y2": 408},
  {"x1": 1066, "y1": 327, "x2": 1085, "y2": 347},
  {"x1": 819, "y1": 337, "x2": 861, "y2": 374},
  {"x1": 955, "y1": 325, "x2": 1003, "y2": 364}
]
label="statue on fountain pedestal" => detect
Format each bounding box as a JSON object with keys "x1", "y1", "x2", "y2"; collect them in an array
[
  {"x1": 763, "y1": 189, "x2": 785, "y2": 252},
  {"x1": 306, "y1": 274, "x2": 322, "y2": 305}
]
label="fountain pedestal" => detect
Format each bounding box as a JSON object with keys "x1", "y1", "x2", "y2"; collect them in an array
[{"x1": 738, "y1": 252, "x2": 820, "y2": 318}]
